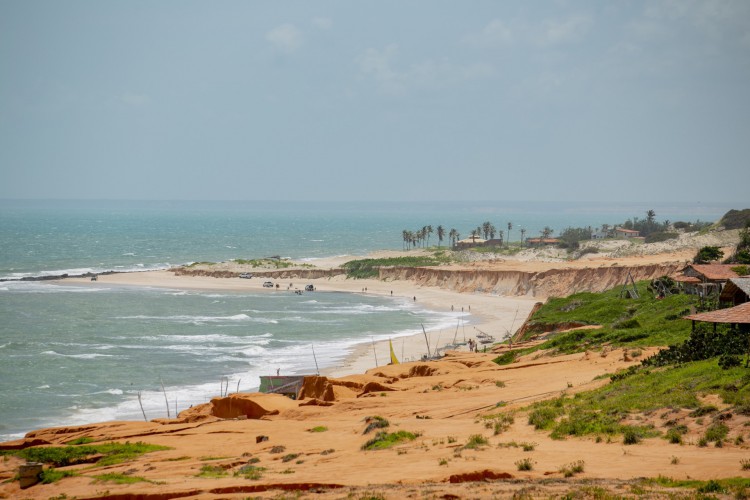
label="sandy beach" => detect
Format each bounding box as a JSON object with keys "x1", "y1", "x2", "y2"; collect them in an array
[
  {"x1": 61, "y1": 266, "x2": 540, "y2": 380},
  {"x1": 3, "y1": 236, "x2": 748, "y2": 499}
]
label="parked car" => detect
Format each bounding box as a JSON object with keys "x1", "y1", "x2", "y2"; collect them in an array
[
  {"x1": 239, "y1": 273, "x2": 252, "y2": 279},
  {"x1": 304, "y1": 284, "x2": 314, "y2": 292},
  {"x1": 262, "y1": 281, "x2": 274, "y2": 288}
]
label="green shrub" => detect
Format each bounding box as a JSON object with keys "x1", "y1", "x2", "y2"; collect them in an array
[
  {"x1": 528, "y1": 406, "x2": 563, "y2": 430},
  {"x1": 362, "y1": 431, "x2": 418, "y2": 451},
  {"x1": 515, "y1": 458, "x2": 534, "y2": 471},
  {"x1": 463, "y1": 434, "x2": 489, "y2": 450},
  {"x1": 363, "y1": 416, "x2": 390, "y2": 435},
  {"x1": 704, "y1": 423, "x2": 729, "y2": 443},
  {"x1": 196, "y1": 464, "x2": 227, "y2": 478},
  {"x1": 623, "y1": 428, "x2": 641, "y2": 445},
  {"x1": 235, "y1": 465, "x2": 265, "y2": 480},
  {"x1": 492, "y1": 351, "x2": 517, "y2": 365}
]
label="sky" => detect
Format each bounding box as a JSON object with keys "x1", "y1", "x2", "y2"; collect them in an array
[{"x1": 1, "y1": 1, "x2": 749, "y2": 203}]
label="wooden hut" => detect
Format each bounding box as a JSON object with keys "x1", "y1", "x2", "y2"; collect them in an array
[
  {"x1": 684, "y1": 302, "x2": 750, "y2": 334},
  {"x1": 720, "y1": 278, "x2": 750, "y2": 306}
]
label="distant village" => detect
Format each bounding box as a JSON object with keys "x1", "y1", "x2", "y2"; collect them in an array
[{"x1": 402, "y1": 210, "x2": 715, "y2": 251}]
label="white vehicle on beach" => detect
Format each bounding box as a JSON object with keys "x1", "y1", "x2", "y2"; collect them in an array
[
  {"x1": 262, "y1": 281, "x2": 274, "y2": 288},
  {"x1": 239, "y1": 273, "x2": 252, "y2": 279}
]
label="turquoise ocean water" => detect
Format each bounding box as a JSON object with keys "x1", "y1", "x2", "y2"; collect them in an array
[{"x1": 0, "y1": 199, "x2": 736, "y2": 441}]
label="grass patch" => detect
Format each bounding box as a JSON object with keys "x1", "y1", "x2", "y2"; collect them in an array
[
  {"x1": 65, "y1": 436, "x2": 95, "y2": 445},
  {"x1": 649, "y1": 476, "x2": 750, "y2": 495},
  {"x1": 40, "y1": 468, "x2": 78, "y2": 484},
  {"x1": 234, "y1": 465, "x2": 265, "y2": 480},
  {"x1": 1, "y1": 441, "x2": 170, "y2": 467},
  {"x1": 196, "y1": 464, "x2": 227, "y2": 478},
  {"x1": 463, "y1": 434, "x2": 489, "y2": 450},
  {"x1": 514, "y1": 281, "x2": 699, "y2": 351},
  {"x1": 308, "y1": 426, "x2": 328, "y2": 433},
  {"x1": 342, "y1": 256, "x2": 450, "y2": 279},
  {"x1": 492, "y1": 351, "x2": 517, "y2": 366},
  {"x1": 361, "y1": 431, "x2": 419, "y2": 451},
  {"x1": 92, "y1": 473, "x2": 151, "y2": 484},
  {"x1": 559, "y1": 460, "x2": 585, "y2": 477},
  {"x1": 525, "y1": 359, "x2": 750, "y2": 441},
  {"x1": 281, "y1": 453, "x2": 300, "y2": 463},
  {"x1": 480, "y1": 412, "x2": 514, "y2": 435}
]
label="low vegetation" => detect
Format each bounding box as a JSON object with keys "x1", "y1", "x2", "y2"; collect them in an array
[
  {"x1": 511, "y1": 273, "x2": 750, "y2": 443},
  {"x1": 361, "y1": 431, "x2": 419, "y2": 451},
  {"x1": 1, "y1": 441, "x2": 170, "y2": 467},
  {"x1": 196, "y1": 464, "x2": 228, "y2": 478},
  {"x1": 92, "y1": 473, "x2": 152, "y2": 484},
  {"x1": 343, "y1": 256, "x2": 450, "y2": 279},
  {"x1": 509, "y1": 280, "x2": 700, "y2": 352}
]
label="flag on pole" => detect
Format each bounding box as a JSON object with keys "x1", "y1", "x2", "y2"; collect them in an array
[{"x1": 389, "y1": 339, "x2": 400, "y2": 364}]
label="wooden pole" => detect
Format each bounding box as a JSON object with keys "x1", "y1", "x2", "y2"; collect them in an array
[
  {"x1": 137, "y1": 391, "x2": 147, "y2": 421},
  {"x1": 160, "y1": 378, "x2": 170, "y2": 418}
]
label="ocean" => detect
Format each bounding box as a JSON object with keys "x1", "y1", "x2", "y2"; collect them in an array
[{"x1": 0, "y1": 199, "x2": 737, "y2": 441}]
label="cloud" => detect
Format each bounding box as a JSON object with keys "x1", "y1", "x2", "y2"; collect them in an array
[
  {"x1": 355, "y1": 45, "x2": 495, "y2": 96},
  {"x1": 538, "y1": 15, "x2": 592, "y2": 46},
  {"x1": 463, "y1": 14, "x2": 592, "y2": 48},
  {"x1": 266, "y1": 23, "x2": 303, "y2": 53},
  {"x1": 311, "y1": 16, "x2": 332, "y2": 30},
  {"x1": 637, "y1": 0, "x2": 750, "y2": 46},
  {"x1": 463, "y1": 19, "x2": 513, "y2": 48},
  {"x1": 355, "y1": 44, "x2": 404, "y2": 94}
]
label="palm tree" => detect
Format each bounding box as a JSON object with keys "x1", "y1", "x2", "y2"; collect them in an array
[
  {"x1": 437, "y1": 225, "x2": 445, "y2": 247},
  {"x1": 402, "y1": 230, "x2": 409, "y2": 251},
  {"x1": 426, "y1": 225, "x2": 433, "y2": 247},
  {"x1": 520, "y1": 228, "x2": 526, "y2": 244},
  {"x1": 470, "y1": 229, "x2": 479, "y2": 242},
  {"x1": 507, "y1": 222, "x2": 512, "y2": 245},
  {"x1": 541, "y1": 226, "x2": 553, "y2": 240},
  {"x1": 449, "y1": 228, "x2": 459, "y2": 248}
]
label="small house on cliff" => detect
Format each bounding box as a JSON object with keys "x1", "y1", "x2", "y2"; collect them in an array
[
  {"x1": 720, "y1": 278, "x2": 750, "y2": 306},
  {"x1": 454, "y1": 237, "x2": 486, "y2": 250},
  {"x1": 674, "y1": 264, "x2": 740, "y2": 296},
  {"x1": 614, "y1": 228, "x2": 640, "y2": 238}
]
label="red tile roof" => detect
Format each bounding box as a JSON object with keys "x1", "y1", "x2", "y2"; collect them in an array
[
  {"x1": 684, "y1": 302, "x2": 750, "y2": 324},
  {"x1": 688, "y1": 264, "x2": 740, "y2": 281},
  {"x1": 673, "y1": 275, "x2": 701, "y2": 283}
]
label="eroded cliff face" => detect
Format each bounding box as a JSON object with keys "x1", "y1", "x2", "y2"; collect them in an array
[
  {"x1": 173, "y1": 268, "x2": 343, "y2": 279},
  {"x1": 379, "y1": 263, "x2": 684, "y2": 298},
  {"x1": 174, "y1": 262, "x2": 684, "y2": 298}
]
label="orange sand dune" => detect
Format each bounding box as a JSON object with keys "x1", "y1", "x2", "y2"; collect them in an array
[{"x1": 3, "y1": 347, "x2": 749, "y2": 499}]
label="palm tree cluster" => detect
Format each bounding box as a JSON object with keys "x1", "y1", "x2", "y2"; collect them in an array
[{"x1": 402, "y1": 220, "x2": 519, "y2": 249}]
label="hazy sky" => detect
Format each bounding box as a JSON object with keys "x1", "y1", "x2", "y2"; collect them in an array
[{"x1": 1, "y1": 1, "x2": 748, "y2": 202}]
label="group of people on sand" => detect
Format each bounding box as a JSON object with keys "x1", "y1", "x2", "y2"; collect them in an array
[{"x1": 467, "y1": 339, "x2": 478, "y2": 352}]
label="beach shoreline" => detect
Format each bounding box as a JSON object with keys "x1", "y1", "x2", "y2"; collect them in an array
[{"x1": 61, "y1": 267, "x2": 539, "y2": 383}]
